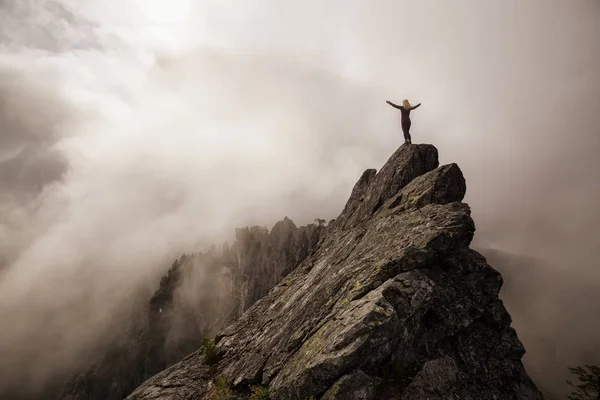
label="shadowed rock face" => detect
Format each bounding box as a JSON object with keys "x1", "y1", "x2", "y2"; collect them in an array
[
  {"x1": 478, "y1": 248, "x2": 600, "y2": 399},
  {"x1": 127, "y1": 144, "x2": 543, "y2": 400}
]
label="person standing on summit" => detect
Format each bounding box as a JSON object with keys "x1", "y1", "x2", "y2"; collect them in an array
[{"x1": 386, "y1": 99, "x2": 421, "y2": 144}]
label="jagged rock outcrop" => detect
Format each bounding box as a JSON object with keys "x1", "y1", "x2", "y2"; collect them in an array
[
  {"x1": 127, "y1": 144, "x2": 543, "y2": 400},
  {"x1": 233, "y1": 218, "x2": 324, "y2": 313}
]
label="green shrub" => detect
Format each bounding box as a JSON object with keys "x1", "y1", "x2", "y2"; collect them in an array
[
  {"x1": 214, "y1": 375, "x2": 232, "y2": 391},
  {"x1": 200, "y1": 336, "x2": 220, "y2": 366},
  {"x1": 249, "y1": 384, "x2": 269, "y2": 400},
  {"x1": 208, "y1": 375, "x2": 232, "y2": 400}
]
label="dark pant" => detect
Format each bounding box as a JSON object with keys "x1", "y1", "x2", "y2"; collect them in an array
[{"x1": 402, "y1": 119, "x2": 412, "y2": 143}]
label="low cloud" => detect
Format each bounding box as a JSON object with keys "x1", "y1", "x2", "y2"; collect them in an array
[{"x1": 0, "y1": 0, "x2": 598, "y2": 396}]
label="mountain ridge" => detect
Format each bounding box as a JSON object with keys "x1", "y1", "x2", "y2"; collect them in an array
[{"x1": 127, "y1": 143, "x2": 543, "y2": 400}]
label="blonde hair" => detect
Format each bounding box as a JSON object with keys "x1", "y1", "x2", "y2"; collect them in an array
[{"x1": 402, "y1": 99, "x2": 412, "y2": 109}]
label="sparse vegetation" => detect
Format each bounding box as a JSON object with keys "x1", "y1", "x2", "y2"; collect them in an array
[
  {"x1": 314, "y1": 218, "x2": 326, "y2": 227},
  {"x1": 567, "y1": 365, "x2": 600, "y2": 400},
  {"x1": 249, "y1": 384, "x2": 269, "y2": 400},
  {"x1": 207, "y1": 375, "x2": 233, "y2": 400},
  {"x1": 200, "y1": 336, "x2": 220, "y2": 366}
]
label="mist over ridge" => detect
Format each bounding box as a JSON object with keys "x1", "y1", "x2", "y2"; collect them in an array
[{"x1": 0, "y1": 0, "x2": 598, "y2": 397}]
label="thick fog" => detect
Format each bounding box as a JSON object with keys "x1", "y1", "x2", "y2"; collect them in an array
[{"x1": 0, "y1": 0, "x2": 598, "y2": 396}]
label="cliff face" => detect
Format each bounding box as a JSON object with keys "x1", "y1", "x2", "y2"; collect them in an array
[
  {"x1": 233, "y1": 218, "x2": 324, "y2": 314},
  {"x1": 127, "y1": 144, "x2": 543, "y2": 400}
]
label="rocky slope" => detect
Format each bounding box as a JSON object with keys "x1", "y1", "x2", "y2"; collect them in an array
[
  {"x1": 59, "y1": 221, "x2": 324, "y2": 400},
  {"x1": 127, "y1": 144, "x2": 543, "y2": 400}
]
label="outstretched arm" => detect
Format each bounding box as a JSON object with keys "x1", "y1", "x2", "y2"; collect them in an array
[
  {"x1": 386, "y1": 100, "x2": 403, "y2": 110},
  {"x1": 410, "y1": 103, "x2": 422, "y2": 110}
]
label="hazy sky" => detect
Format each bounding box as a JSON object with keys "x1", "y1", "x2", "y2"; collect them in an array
[{"x1": 0, "y1": 0, "x2": 598, "y2": 394}]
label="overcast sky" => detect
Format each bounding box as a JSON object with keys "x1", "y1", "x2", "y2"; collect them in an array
[{"x1": 0, "y1": 0, "x2": 598, "y2": 394}]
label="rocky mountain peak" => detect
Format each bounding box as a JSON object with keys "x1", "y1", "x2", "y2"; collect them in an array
[
  {"x1": 335, "y1": 144, "x2": 440, "y2": 230},
  {"x1": 127, "y1": 144, "x2": 543, "y2": 400}
]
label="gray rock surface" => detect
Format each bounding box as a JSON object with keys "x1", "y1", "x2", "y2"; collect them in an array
[
  {"x1": 321, "y1": 369, "x2": 381, "y2": 400},
  {"x1": 127, "y1": 144, "x2": 543, "y2": 400}
]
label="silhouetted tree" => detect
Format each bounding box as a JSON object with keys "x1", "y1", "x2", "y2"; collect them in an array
[
  {"x1": 313, "y1": 218, "x2": 326, "y2": 227},
  {"x1": 567, "y1": 365, "x2": 600, "y2": 400}
]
